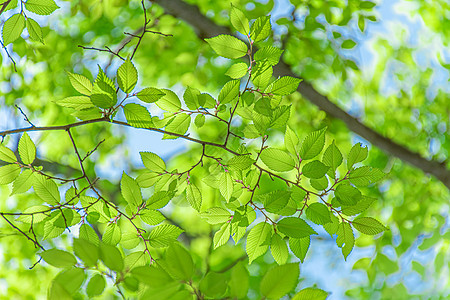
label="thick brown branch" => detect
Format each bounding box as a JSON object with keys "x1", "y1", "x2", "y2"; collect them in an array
[{"x1": 152, "y1": 0, "x2": 450, "y2": 190}]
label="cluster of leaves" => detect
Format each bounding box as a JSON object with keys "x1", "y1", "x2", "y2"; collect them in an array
[
  {"x1": 0, "y1": 5, "x2": 388, "y2": 299},
  {"x1": 1, "y1": 0, "x2": 59, "y2": 45}
]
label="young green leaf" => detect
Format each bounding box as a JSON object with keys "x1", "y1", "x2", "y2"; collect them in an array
[
  {"x1": 11, "y1": 169, "x2": 35, "y2": 195},
  {"x1": 277, "y1": 217, "x2": 317, "y2": 238},
  {"x1": 99, "y1": 243, "x2": 124, "y2": 271},
  {"x1": 336, "y1": 222, "x2": 354, "y2": 259},
  {"x1": 347, "y1": 143, "x2": 368, "y2": 170},
  {"x1": 53, "y1": 267, "x2": 86, "y2": 295},
  {"x1": 102, "y1": 223, "x2": 121, "y2": 246},
  {"x1": 250, "y1": 16, "x2": 271, "y2": 42},
  {"x1": 322, "y1": 140, "x2": 343, "y2": 178},
  {"x1": 227, "y1": 155, "x2": 254, "y2": 171},
  {"x1": 66, "y1": 72, "x2": 92, "y2": 96},
  {"x1": 140, "y1": 152, "x2": 166, "y2": 172},
  {"x1": 117, "y1": 58, "x2": 138, "y2": 93},
  {"x1": 18, "y1": 133, "x2": 36, "y2": 165},
  {"x1": 219, "y1": 172, "x2": 234, "y2": 202},
  {"x1": 310, "y1": 176, "x2": 328, "y2": 191},
  {"x1": 292, "y1": 288, "x2": 329, "y2": 300},
  {"x1": 218, "y1": 80, "x2": 240, "y2": 104},
  {"x1": 213, "y1": 222, "x2": 231, "y2": 249},
  {"x1": 146, "y1": 191, "x2": 172, "y2": 209},
  {"x1": 306, "y1": 203, "x2": 331, "y2": 225},
  {"x1": 25, "y1": 0, "x2": 59, "y2": 15},
  {"x1": 40, "y1": 249, "x2": 77, "y2": 268},
  {"x1": 165, "y1": 242, "x2": 194, "y2": 280},
  {"x1": 335, "y1": 183, "x2": 361, "y2": 206},
  {"x1": 156, "y1": 89, "x2": 181, "y2": 112},
  {"x1": 199, "y1": 272, "x2": 228, "y2": 298},
  {"x1": 137, "y1": 87, "x2": 165, "y2": 103},
  {"x1": 225, "y1": 62, "x2": 248, "y2": 79},
  {"x1": 252, "y1": 60, "x2": 273, "y2": 90},
  {"x1": 260, "y1": 263, "x2": 299, "y2": 299},
  {"x1": 194, "y1": 114, "x2": 206, "y2": 128},
  {"x1": 265, "y1": 76, "x2": 301, "y2": 96},
  {"x1": 323, "y1": 213, "x2": 340, "y2": 236},
  {"x1": 90, "y1": 82, "x2": 116, "y2": 108},
  {"x1": 301, "y1": 160, "x2": 329, "y2": 179},
  {"x1": 79, "y1": 224, "x2": 100, "y2": 246},
  {"x1": 139, "y1": 209, "x2": 165, "y2": 225},
  {"x1": 200, "y1": 207, "x2": 231, "y2": 224},
  {"x1": 246, "y1": 222, "x2": 272, "y2": 263},
  {"x1": 230, "y1": 4, "x2": 249, "y2": 35},
  {"x1": 123, "y1": 103, "x2": 153, "y2": 128},
  {"x1": 348, "y1": 166, "x2": 385, "y2": 186},
  {"x1": 342, "y1": 39, "x2": 357, "y2": 49},
  {"x1": 260, "y1": 148, "x2": 295, "y2": 172},
  {"x1": 270, "y1": 233, "x2": 288, "y2": 265},
  {"x1": 284, "y1": 125, "x2": 299, "y2": 156},
  {"x1": 55, "y1": 96, "x2": 94, "y2": 110},
  {"x1": 26, "y1": 18, "x2": 43, "y2": 43},
  {"x1": 205, "y1": 34, "x2": 248, "y2": 59},
  {"x1": 299, "y1": 127, "x2": 327, "y2": 160},
  {"x1": 254, "y1": 46, "x2": 283, "y2": 66},
  {"x1": 0, "y1": 164, "x2": 20, "y2": 185},
  {"x1": 73, "y1": 238, "x2": 99, "y2": 266},
  {"x1": 229, "y1": 262, "x2": 249, "y2": 299},
  {"x1": 341, "y1": 195, "x2": 376, "y2": 216},
  {"x1": 164, "y1": 113, "x2": 191, "y2": 139},
  {"x1": 86, "y1": 274, "x2": 106, "y2": 297},
  {"x1": 183, "y1": 86, "x2": 201, "y2": 110},
  {"x1": 352, "y1": 217, "x2": 388, "y2": 235},
  {"x1": 121, "y1": 172, "x2": 142, "y2": 206},
  {"x1": 34, "y1": 175, "x2": 60, "y2": 205},
  {"x1": 186, "y1": 183, "x2": 202, "y2": 211},
  {"x1": 148, "y1": 224, "x2": 183, "y2": 248},
  {"x1": 289, "y1": 236, "x2": 310, "y2": 263},
  {"x1": 2, "y1": 13, "x2": 25, "y2": 45},
  {"x1": 0, "y1": 145, "x2": 17, "y2": 163},
  {"x1": 262, "y1": 190, "x2": 291, "y2": 214}
]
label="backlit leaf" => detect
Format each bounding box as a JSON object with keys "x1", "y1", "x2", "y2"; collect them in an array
[
  {"x1": 260, "y1": 263, "x2": 299, "y2": 299},
  {"x1": 260, "y1": 148, "x2": 295, "y2": 172},
  {"x1": 205, "y1": 34, "x2": 248, "y2": 59}
]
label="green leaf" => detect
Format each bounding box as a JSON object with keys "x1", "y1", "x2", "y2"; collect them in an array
[
  {"x1": 186, "y1": 183, "x2": 202, "y2": 211},
  {"x1": 323, "y1": 213, "x2": 339, "y2": 236},
  {"x1": 310, "y1": 176, "x2": 328, "y2": 191},
  {"x1": 360, "y1": 1, "x2": 377, "y2": 9},
  {"x1": 73, "y1": 238, "x2": 99, "y2": 266},
  {"x1": 322, "y1": 140, "x2": 343, "y2": 178},
  {"x1": 164, "y1": 113, "x2": 191, "y2": 139},
  {"x1": 0, "y1": 164, "x2": 21, "y2": 185},
  {"x1": 246, "y1": 222, "x2": 272, "y2": 263},
  {"x1": 26, "y1": 18, "x2": 43, "y2": 43},
  {"x1": 66, "y1": 72, "x2": 92, "y2": 96},
  {"x1": 90, "y1": 82, "x2": 116, "y2": 109},
  {"x1": 146, "y1": 191, "x2": 172, "y2": 209},
  {"x1": 120, "y1": 172, "x2": 142, "y2": 206},
  {"x1": 18, "y1": 136, "x2": 35, "y2": 167},
  {"x1": 148, "y1": 224, "x2": 183, "y2": 248},
  {"x1": 342, "y1": 39, "x2": 356, "y2": 49},
  {"x1": 299, "y1": 127, "x2": 327, "y2": 160},
  {"x1": 250, "y1": 16, "x2": 271, "y2": 42},
  {"x1": 165, "y1": 242, "x2": 194, "y2": 280},
  {"x1": 352, "y1": 217, "x2": 388, "y2": 235},
  {"x1": 194, "y1": 114, "x2": 206, "y2": 128},
  {"x1": 227, "y1": 155, "x2": 254, "y2": 171},
  {"x1": 270, "y1": 233, "x2": 288, "y2": 265},
  {"x1": 292, "y1": 287, "x2": 329, "y2": 300},
  {"x1": 2, "y1": 13, "x2": 25, "y2": 45},
  {"x1": 200, "y1": 207, "x2": 231, "y2": 224},
  {"x1": 123, "y1": 103, "x2": 153, "y2": 128},
  {"x1": 218, "y1": 80, "x2": 240, "y2": 104},
  {"x1": 183, "y1": 86, "x2": 201, "y2": 110},
  {"x1": 34, "y1": 175, "x2": 60, "y2": 205},
  {"x1": 230, "y1": 4, "x2": 249, "y2": 35},
  {"x1": 225, "y1": 62, "x2": 248, "y2": 79},
  {"x1": 260, "y1": 263, "x2": 299, "y2": 299},
  {"x1": 341, "y1": 195, "x2": 376, "y2": 216},
  {"x1": 25, "y1": 0, "x2": 59, "y2": 15},
  {"x1": 140, "y1": 209, "x2": 166, "y2": 225},
  {"x1": 213, "y1": 222, "x2": 231, "y2": 249},
  {"x1": 200, "y1": 272, "x2": 228, "y2": 298},
  {"x1": 262, "y1": 190, "x2": 291, "y2": 214},
  {"x1": 86, "y1": 274, "x2": 106, "y2": 297},
  {"x1": 40, "y1": 249, "x2": 77, "y2": 268},
  {"x1": 137, "y1": 87, "x2": 165, "y2": 103},
  {"x1": 0, "y1": 145, "x2": 17, "y2": 163},
  {"x1": 265, "y1": 76, "x2": 301, "y2": 96},
  {"x1": 252, "y1": 60, "x2": 273, "y2": 90},
  {"x1": 284, "y1": 125, "x2": 299, "y2": 156},
  {"x1": 102, "y1": 223, "x2": 121, "y2": 245},
  {"x1": 229, "y1": 262, "x2": 249, "y2": 298},
  {"x1": 79, "y1": 224, "x2": 100, "y2": 245},
  {"x1": 302, "y1": 160, "x2": 329, "y2": 179},
  {"x1": 277, "y1": 217, "x2": 317, "y2": 238},
  {"x1": 254, "y1": 46, "x2": 283, "y2": 66},
  {"x1": 156, "y1": 89, "x2": 181, "y2": 112},
  {"x1": 205, "y1": 34, "x2": 248, "y2": 59},
  {"x1": 117, "y1": 58, "x2": 138, "y2": 93},
  {"x1": 53, "y1": 267, "x2": 85, "y2": 295},
  {"x1": 335, "y1": 183, "x2": 361, "y2": 206},
  {"x1": 348, "y1": 166, "x2": 385, "y2": 186},
  {"x1": 347, "y1": 143, "x2": 368, "y2": 170},
  {"x1": 48, "y1": 281, "x2": 71, "y2": 299},
  {"x1": 219, "y1": 172, "x2": 233, "y2": 202},
  {"x1": 306, "y1": 203, "x2": 331, "y2": 225},
  {"x1": 260, "y1": 148, "x2": 295, "y2": 172},
  {"x1": 55, "y1": 96, "x2": 94, "y2": 110},
  {"x1": 289, "y1": 236, "x2": 310, "y2": 263},
  {"x1": 11, "y1": 169, "x2": 35, "y2": 195},
  {"x1": 336, "y1": 222, "x2": 354, "y2": 259},
  {"x1": 140, "y1": 152, "x2": 166, "y2": 172},
  {"x1": 99, "y1": 243, "x2": 123, "y2": 271}
]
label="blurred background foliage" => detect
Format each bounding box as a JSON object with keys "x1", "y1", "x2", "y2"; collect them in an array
[{"x1": 0, "y1": 0, "x2": 449, "y2": 298}]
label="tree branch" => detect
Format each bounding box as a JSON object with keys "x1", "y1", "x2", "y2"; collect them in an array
[{"x1": 151, "y1": 0, "x2": 450, "y2": 190}]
